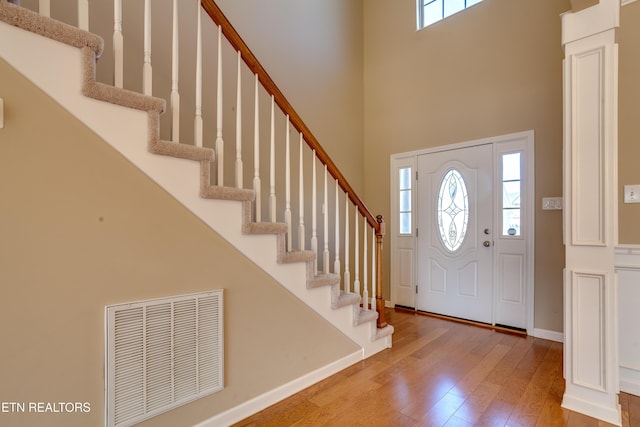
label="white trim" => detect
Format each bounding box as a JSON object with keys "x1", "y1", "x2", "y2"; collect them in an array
[
  {"x1": 533, "y1": 328, "x2": 564, "y2": 343},
  {"x1": 620, "y1": 367, "x2": 640, "y2": 397},
  {"x1": 622, "y1": 0, "x2": 638, "y2": 6},
  {"x1": 192, "y1": 351, "x2": 362, "y2": 427},
  {"x1": 561, "y1": 394, "x2": 623, "y2": 426},
  {"x1": 615, "y1": 245, "x2": 640, "y2": 269}
]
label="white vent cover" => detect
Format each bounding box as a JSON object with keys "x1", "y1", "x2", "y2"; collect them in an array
[{"x1": 105, "y1": 290, "x2": 224, "y2": 427}]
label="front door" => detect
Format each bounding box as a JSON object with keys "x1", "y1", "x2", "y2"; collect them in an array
[{"x1": 417, "y1": 144, "x2": 493, "y2": 324}]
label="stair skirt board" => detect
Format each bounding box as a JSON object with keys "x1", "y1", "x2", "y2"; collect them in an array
[
  {"x1": 0, "y1": 10, "x2": 391, "y2": 355},
  {"x1": 193, "y1": 351, "x2": 363, "y2": 427}
]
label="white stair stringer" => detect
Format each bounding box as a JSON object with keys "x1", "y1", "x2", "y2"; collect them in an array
[{"x1": 0, "y1": 18, "x2": 393, "y2": 357}]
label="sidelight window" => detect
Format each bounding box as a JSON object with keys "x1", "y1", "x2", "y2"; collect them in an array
[
  {"x1": 399, "y1": 167, "x2": 413, "y2": 235},
  {"x1": 501, "y1": 152, "x2": 522, "y2": 236}
]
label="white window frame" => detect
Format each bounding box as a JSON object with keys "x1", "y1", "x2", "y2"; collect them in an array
[{"x1": 416, "y1": 0, "x2": 485, "y2": 30}]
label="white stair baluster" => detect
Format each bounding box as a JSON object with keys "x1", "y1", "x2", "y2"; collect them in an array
[
  {"x1": 334, "y1": 180, "x2": 341, "y2": 282},
  {"x1": 354, "y1": 208, "x2": 360, "y2": 300},
  {"x1": 298, "y1": 134, "x2": 305, "y2": 250},
  {"x1": 284, "y1": 117, "x2": 292, "y2": 251},
  {"x1": 269, "y1": 96, "x2": 276, "y2": 222},
  {"x1": 215, "y1": 25, "x2": 224, "y2": 185},
  {"x1": 78, "y1": 0, "x2": 89, "y2": 31},
  {"x1": 344, "y1": 196, "x2": 350, "y2": 294},
  {"x1": 363, "y1": 217, "x2": 368, "y2": 311},
  {"x1": 253, "y1": 74, "x2": 261, "y2": 222},
  {"x1": 170, "y1": 0, "x2": 179, "y2": 142},
  {"x1": 371, "y1": 227, "x2": 376, "y2": 310},
  {"x1": 194, "y1": 1, "x2": 203, "y2": 148},
  {"x1": 323, "y1": 165, "x2": 330, "y2": 274},
  {"x1": 39, "y1": 1, "x2": 50, "y2": 17},
  {"x1": 235, "y1": 51, "x2": 243, "y2": 188},
  {"x1": 311, "y1": 151, "x2": 318, "y2": 274},
  {"x1": 143, "y1": 0, "x2": 152, "y2": 96},
  {"x1": 113, "y1": 0, "x2": 123, "y2": 88}
]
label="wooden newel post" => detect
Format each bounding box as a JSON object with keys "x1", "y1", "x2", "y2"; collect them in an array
[{"x1": 375, "y1": 215, "x2": 387, "y2": 329}]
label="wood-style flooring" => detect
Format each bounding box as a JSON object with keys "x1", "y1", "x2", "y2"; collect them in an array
[{"x1": 234, "y1": 308, "x2": 640, "y2": 427}]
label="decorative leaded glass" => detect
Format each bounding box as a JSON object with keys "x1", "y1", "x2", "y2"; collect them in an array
[{"x1": 437, "y1": 169, "x2": 469, "y2": 251}]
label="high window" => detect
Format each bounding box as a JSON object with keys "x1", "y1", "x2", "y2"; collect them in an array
[{"x1": 417, "y1": 0, "x2": 484, "y2": 29}]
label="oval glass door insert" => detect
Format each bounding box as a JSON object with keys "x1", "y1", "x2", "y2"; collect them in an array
[{"x1": 437, "y1": 169, "x2": 469, "y2": 252}]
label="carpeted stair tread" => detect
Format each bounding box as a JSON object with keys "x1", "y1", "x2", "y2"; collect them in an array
[
  {"x1": 82, "y1": 77, "x2": 165, "y2": 113},
  {"x1": 334, "y1": 292, "x2": 360, "y2": 308},
  {"x1": 355, "y1": 309, "x2": 378, "y2": 326},
  {"x1": 280, "y1": 250, "x2": 316, "y2": 264},
  {"x1": 375, "y1": 324, "x2": 395, "y2": 339},
  {"x1": 243, "y1": 221, "x2": 288, "y2": 235},
  {"x1": 0, "y1": 2, "x2": 103, "y2": 54},
  {"x1": 150, "y1": 140, "x2": 214, "y2": 161},
  {"x1": 201, "y1": 185, "x2": 254, "y2": 201},
  {"x1": 308, "y1": 273, "x2": 340, "y2": 289}
]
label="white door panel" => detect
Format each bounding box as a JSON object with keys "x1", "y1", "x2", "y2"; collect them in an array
[{"x1": 417, "y1": 144, "x2": 493, "y2": 324}]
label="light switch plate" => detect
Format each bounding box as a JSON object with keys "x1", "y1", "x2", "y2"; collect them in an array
[
  {"x1": 624, "y1": 185, "x2": 640, "y2": 203},
  {"x1": 542, "y1": 197, "x2": 563, "y2": 210}
]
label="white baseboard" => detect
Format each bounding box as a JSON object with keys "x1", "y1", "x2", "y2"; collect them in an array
[
  {"x1": 193, "y1": 350, "x2": 363, "y2": 427},
  {"x1": 620, "y1": 366, "x2": 640, "y2": 397},
  {"x1": 533, "y1": 328, "x2": 564, "y2": 343},
  {"x1": 562, "y1": 393, "x2": 621, "y2": 426}
]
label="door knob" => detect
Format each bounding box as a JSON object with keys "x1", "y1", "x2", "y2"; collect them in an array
[{"x1": 483, "y1": 240, "x2": 491, "y2": 247}]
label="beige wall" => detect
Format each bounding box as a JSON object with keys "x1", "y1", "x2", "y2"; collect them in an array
[
  {"x1": 619, "y1": 1, "x2": 640, "y2": 244},
  {"x1": 214, "y1": 0, "x2": 366, "y2": 193},
  {"x1": 0, "y1": 58, "x2": 358, "y2": 427},
  {"x1": 363, "y1": 0, "x2": 570, "y2": 332}
]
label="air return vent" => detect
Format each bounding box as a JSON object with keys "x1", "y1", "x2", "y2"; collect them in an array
[{"x1": 105, "y1": 290, "x2": 223, "y2": 427}]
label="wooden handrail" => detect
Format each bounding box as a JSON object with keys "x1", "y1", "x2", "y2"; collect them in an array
[{"x1": 200, "y1": 0, "x2": 379, "y2": 233}]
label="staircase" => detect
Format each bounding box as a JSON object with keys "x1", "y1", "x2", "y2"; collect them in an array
[{"x1": 0, "y1": 0, "x2": 391, "y2": 359}]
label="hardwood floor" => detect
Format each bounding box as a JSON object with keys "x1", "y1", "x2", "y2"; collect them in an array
[{"x1": 234, "y1": 308, "x2": 640, "y2": 427}]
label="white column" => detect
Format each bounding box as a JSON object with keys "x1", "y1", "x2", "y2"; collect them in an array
[
  {"x1": 561, "y1": 0, "x2": 620, "y2": 424},
  {"x1": 39, "y1": 0, "x2": 50, "y2": 17},
  {"x1": 215, "y1": 25, "x2": 224, "y2": 185},
  {"x1": 235, "y1": 51, "x2": 243, "y2": 188},
  {"x1": 298, "y1": 134, "x2": 305, "y2": 250},
  {"x1": 323, "y1": 165, "x2": 330, "y2": 274},
  {"x1": 78, "y1": 0, "x2": 89, "y2": 31},
  {"x1": 269, "y1": 96, "x2": 276, "y2": 222},
  {"x1": 311, "y1": 151, "x2": 318, "y2": 274},
  {"x1": 284, "y1": 117, "x2": 292, "y2": 251},
  {"x1": 113, "y1": 0, "x2": 123, "y2": 88},
  {"x1": 363, "y1": 217, "x2": 368, "y2": 311},
  {"x1": 354, "y1": 208, "x2": 360, "y2": 299},
  {"x1": 194, "y1": 1, "x2": 203, "y2": 148},
  {"x1": 142, "y1": 0, "x2": 152, "y2": 96},
  {"x1": 253, "y1": 74, "x2": 261, "y2": 222},
  {"x1": 344, "y1": 196, "x2": 350, "y2": 293},
  {"x1": 371, "y1": 227, "x2": 376, "y2": 310},
  {"x1": 170, "y1": 0, "x2": 180, "y2": 142},
  {"x1": 334, "y1": 180, "x2": 340, "y2": 280}
]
